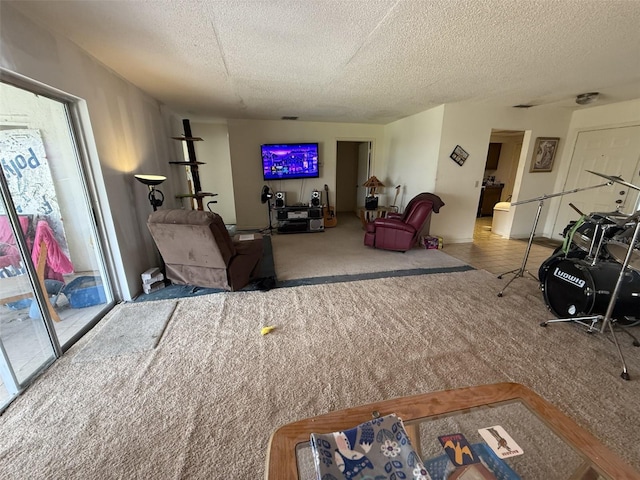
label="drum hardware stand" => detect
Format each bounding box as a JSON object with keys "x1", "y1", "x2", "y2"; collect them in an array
[
  {"x1": 540, "y1": 217, "x2": 640, "y2": 380},
  {"x1": 497, "y1": 182, "x2": 612, "y2": 297}
]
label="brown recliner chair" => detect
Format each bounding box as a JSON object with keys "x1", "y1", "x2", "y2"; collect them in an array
[
  {"x1": 147, "y1": 209, "x2": 263, "y2": 291},
  {"x1": 364, "y1": 193, "x2": 444, "y2": 252}
]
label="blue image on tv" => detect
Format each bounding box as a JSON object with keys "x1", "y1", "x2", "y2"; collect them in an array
[{"x1": 261, "y1": 143, "x2": 319, "y2": 180}]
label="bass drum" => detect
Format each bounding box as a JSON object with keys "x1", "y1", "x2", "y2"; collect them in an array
[
  {"x1": 542, "y1": 257, "x2": 640, "y2": 320},
  {"x1": 538, "y1": 247, "x2": 586, "y2": 284}
]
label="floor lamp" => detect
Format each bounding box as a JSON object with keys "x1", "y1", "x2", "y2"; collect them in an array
[{"x1": 135, "y1": 174, "x2": 167, "y2": 211}]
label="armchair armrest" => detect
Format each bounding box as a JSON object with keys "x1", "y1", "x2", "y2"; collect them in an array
[{"x1": 372, "y1": 218, "x2": 416, "y2": 234}]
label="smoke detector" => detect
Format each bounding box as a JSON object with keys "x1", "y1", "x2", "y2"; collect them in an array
[{"x1": 575, "y1": 92, "x2": 599, "y2": 105}]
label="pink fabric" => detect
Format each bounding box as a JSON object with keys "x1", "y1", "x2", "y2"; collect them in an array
[
  {"x1": 31, "y1": 221, "x2": 74, "y2": 281},
  {"x1": 0, "y1": 216, "x2": 31, "y2": 269}
]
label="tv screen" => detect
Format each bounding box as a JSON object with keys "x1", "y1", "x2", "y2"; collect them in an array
[{"x1": 261, "y1": 143, "x2": 319, "y2": 180}]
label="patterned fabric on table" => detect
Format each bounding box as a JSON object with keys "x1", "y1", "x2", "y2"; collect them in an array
[{"x1": 310, "y1": 413, "x2": 432, "y2": 480}]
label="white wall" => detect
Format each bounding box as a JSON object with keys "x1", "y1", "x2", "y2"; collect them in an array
[
  {"x1": 190, "y1": 121, "x2": 236, "y2": 223},
  {"x1": 381, "y1": 106, "x2": 444, "y2": 210},
  {"x1": 544, "y1": 99, "x2": 640, "y2": 235},
  {"x1": 1, "y1": 4, "x2": 181, "y2": 300},
  {"x1": 227, "y1": 119, "x2": 385, "y2": 229},
  {"x1": 433, "y1": 104, "x2": 573, "y2": 243}
]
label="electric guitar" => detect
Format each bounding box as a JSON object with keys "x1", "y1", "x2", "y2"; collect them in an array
[
  {"x1": 323, "y1": 184, "x2": 337, "y2": 228},
  {"x1": 391, "y1": 185, "x2": 401, "y2": 212}
]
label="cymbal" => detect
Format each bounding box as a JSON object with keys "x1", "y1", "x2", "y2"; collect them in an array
[{"x1": 586, "y1": 170, "x2": 640, "y2": 192}]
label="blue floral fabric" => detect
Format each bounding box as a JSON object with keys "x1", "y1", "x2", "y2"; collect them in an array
[{"x1": 310, "y1": 413, "x2": 432, "y2": 480}]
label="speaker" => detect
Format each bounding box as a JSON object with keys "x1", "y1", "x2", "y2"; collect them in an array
[
  {"x1": 309, "y1": 218, "x2": 324, "y2": 231},
  {"x1": 275, "y1": 191, "x2": 286, "y2": 208},
  {"x1": 365, "y1": 196, "x2": 379, "y2": 210},
  {"x1": 276, "y1": 209, "x2": 288, "y2": 221},
  {"x1": 310, "y1": 190, "x2": 321, "y2": 207}
]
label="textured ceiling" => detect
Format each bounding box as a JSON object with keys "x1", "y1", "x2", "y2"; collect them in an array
[{"x1": 6, "y1": 0, "x2": 640, "y2": 124}]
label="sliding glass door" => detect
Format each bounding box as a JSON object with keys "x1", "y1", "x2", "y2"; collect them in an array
[{"x1": 0, "y1": 79, "x2": 114, "y2": 409}]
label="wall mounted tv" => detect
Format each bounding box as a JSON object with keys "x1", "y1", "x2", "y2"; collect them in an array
[{"x1": 261, "y1": 143, "x2": 319, "y2": 180}]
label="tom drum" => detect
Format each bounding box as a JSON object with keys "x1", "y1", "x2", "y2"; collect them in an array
[{"x1": 566, "y1": 213, "x2": 625, "y2": 255}]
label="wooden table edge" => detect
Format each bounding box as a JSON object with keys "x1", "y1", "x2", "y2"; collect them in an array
[{"x1": 264, "y1": 382, "x2": 640, "y2": 480}]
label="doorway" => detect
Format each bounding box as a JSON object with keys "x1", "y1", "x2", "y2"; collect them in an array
[
  {"x1": 0, "y1": 80, "x2": 115, "y2": 410},
  {"x1": 473, "y1": 129, "x2": 525, "y2": 241},
  {"x1": 335, "y1": 141, "x2": 372, "y2": 218}
]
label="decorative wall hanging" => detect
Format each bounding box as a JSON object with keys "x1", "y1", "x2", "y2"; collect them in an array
[
  {"x1": 530, "y1": 137, "x2": 560, "y2": 172},
  {"x1": 450, "y1": 145, "x2": 469, "y2": 166}
]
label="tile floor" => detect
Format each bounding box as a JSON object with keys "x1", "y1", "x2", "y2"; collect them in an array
[{"x1": 444, "y1": 217, "x2": 559, "y2": 276}]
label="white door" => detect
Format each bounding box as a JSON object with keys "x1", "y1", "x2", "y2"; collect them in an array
[{"x1": 552, "y1": 126, "x2": 640, "y2": 240}]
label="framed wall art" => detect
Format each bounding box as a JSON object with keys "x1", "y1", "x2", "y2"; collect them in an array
[
  {"x1": 450, "y1": 145, "x2": 469, "y2": 166},
  {"x1": 530, "y1": 137, "x2": 560, "y2": 172}
]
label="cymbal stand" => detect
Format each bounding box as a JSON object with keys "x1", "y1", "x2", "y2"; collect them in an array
[
  {"x1": 541, "y1": 218, "x2": 640, "y2": 380},
  {"x1": 497, "y1": 182, "x2": 612, "y2": 297}
]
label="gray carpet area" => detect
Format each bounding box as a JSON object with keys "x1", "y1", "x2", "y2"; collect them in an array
[
  {"x1": 272, "y1": 214, "x2": 468, "y2": 281},
  {"x1": 0, "y1": 269, "x2": 639, "y2": 478},
  {"x1": 72, "y1": 301, "x2": 177, "y2": 363}
]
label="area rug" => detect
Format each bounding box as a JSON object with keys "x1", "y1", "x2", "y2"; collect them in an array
[
  {"x1": 272, "y1": 214, "x2": 469, "y2": 281},
  {"x1": 1, "y1": 269, "x2": 639, "y2": 478},
  {"x1": 72, "y1": 300, "x2": 177, "y2": 362}
]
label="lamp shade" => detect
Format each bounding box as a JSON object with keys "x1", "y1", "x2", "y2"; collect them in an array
[
  {"x1": 363, "y1": 176, "x2": 385, "y2": 189},
  {"x1": 135, "y1": 174, "x2": 166, "y2": 186}
]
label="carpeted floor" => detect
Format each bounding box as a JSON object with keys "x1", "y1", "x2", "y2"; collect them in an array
[
  {"x1": 271, "y1": 214, "x2": 469, "y2": 282},
  {"x1": 72, "y1": 301, "x2": 177, "y2": 362},
  {"x1": 136, "y1": 214, "x2": 470, "y2": 299},
  {"x1": 0, "y1": 269, "x2": 639, "y2": 478}
]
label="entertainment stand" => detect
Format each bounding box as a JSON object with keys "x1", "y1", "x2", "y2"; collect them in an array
[{"x1": 275, "y1": 205, "x2": 324, "y2": 234}]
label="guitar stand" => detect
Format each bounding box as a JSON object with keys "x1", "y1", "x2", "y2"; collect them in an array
[{"x1": 540, "y1": 218, "x2": 640, "y2": 381}]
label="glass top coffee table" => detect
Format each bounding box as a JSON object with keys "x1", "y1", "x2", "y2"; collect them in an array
[{"x1": 265, "y1": 383, "x2": 638, "y2": 479}]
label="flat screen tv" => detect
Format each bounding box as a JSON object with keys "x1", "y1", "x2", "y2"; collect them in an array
[{"x1": 261, "y1": 143, "x2": 319, "y2": 180}]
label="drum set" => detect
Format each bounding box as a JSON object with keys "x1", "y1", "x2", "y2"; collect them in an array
[{"x1": 537, "y1": 171, "x2": 640, "y2": 380}]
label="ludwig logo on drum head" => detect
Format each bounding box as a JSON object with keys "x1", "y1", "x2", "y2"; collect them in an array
[{"x1": 553, "y1": 267, "x2": 586, "y2": 288}]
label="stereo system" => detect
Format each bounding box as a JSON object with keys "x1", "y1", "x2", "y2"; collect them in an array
[
  {"x1": 275, "y1": 191, "x2": 286, "y2": 208},
  {"x1": 276, "y1": 205, "x2": 324, "y2": 234}
]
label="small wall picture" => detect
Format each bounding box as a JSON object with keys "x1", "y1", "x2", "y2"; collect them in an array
[
  {"x1": 530, "y1": 137, "x2": 560, "y2": 172},
  {"x1": 450, "y1": 145, "x2": 469, "y2": 166}
]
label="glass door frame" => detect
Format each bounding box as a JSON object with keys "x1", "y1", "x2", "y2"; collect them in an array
[
  {"x1": 0, "y1": 69, "x2": 120, "y2": 407},
  {"x1": 0, "y1": 167, "x2": 59, "y2": 397}
]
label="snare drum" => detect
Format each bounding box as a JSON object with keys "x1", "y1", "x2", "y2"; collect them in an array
[{"x1": 542, "y1": 257, "x2": 640, "y2": 320}]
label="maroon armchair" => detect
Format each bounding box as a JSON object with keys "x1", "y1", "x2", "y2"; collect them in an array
[{"x1": 364, "y1": 193, "x2": 444, "y2": 252}]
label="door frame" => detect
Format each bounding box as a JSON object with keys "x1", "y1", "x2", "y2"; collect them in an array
[{"x1": 335, "y1": 138, "x2": 375, "y2": 214}]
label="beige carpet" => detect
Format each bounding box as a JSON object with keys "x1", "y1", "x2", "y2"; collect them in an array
[
  {"x1": 271, "y1": 214, "x2": 467, "y2": 281},
  {"x1": 72, "y1": 301, "x2": 177, "y2": 363},
  {"x1": 0, "y1": 269, "x2": 639, "y2": 478}
]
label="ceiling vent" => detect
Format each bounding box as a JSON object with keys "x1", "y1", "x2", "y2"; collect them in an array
[
  {"x1": 513, "y1": 104, "x2": 534, "y2": 108},
  {"x1": 281, "y1": 116, "x2": 299, "y2": 120},
  {"x1": 575, "y1": 92, "x2": 599, "y2": 105}
]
